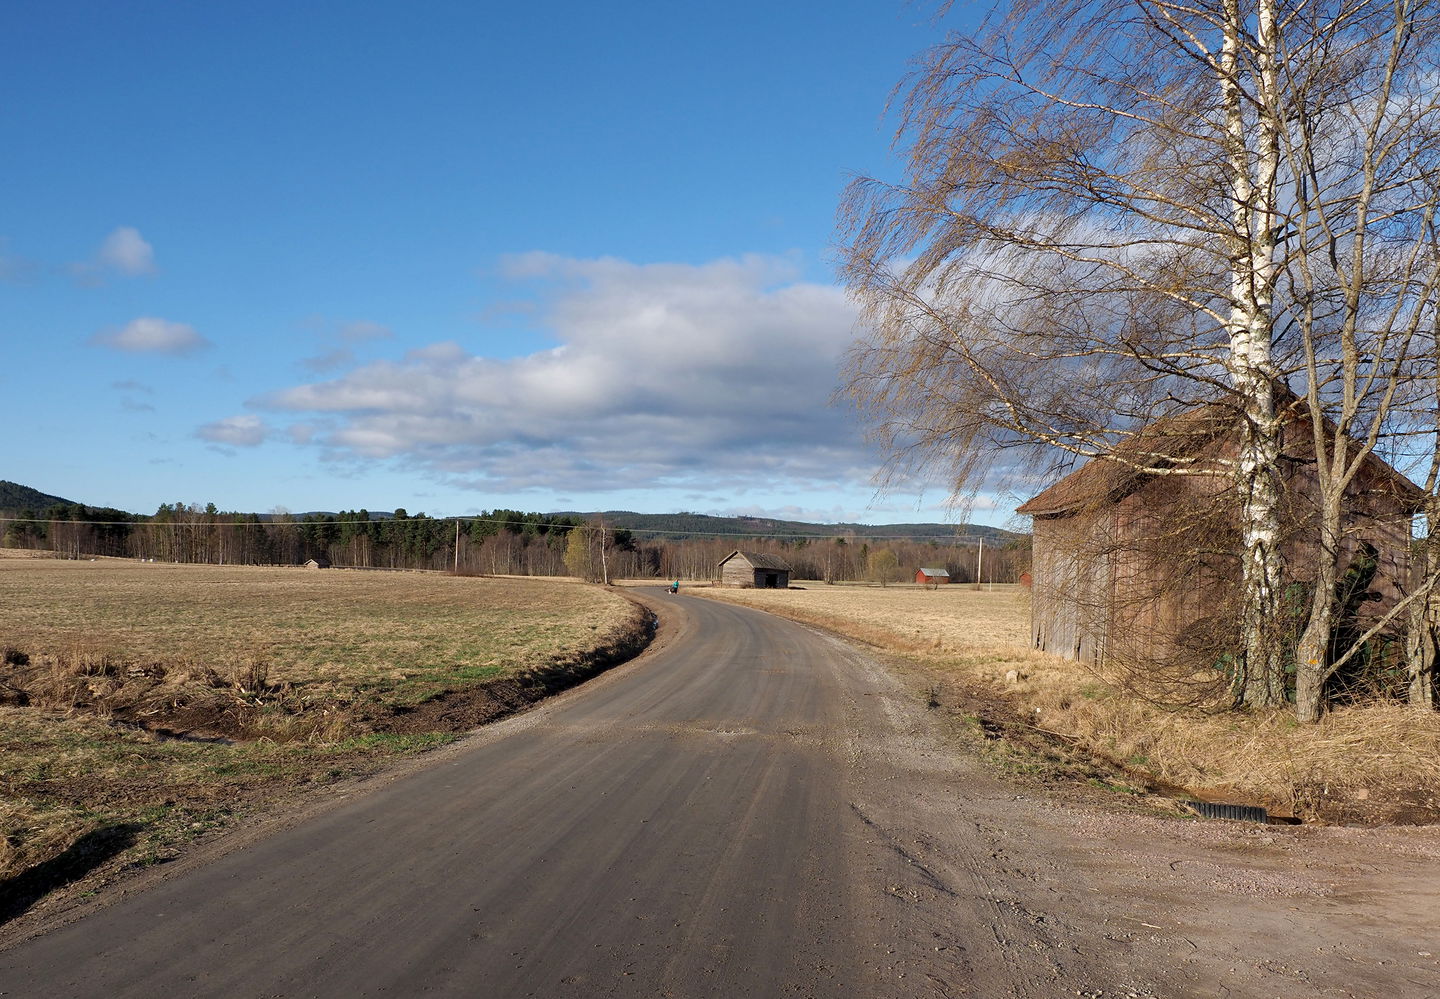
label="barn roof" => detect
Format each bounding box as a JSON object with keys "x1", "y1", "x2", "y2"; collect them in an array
[
  {"x1": 719, "y1": 550, "x2": 793, "y2": 571},
  {"x1": 1016, "y1": 399, "x2": 1425, "y2": 517},
  {"x1": 1016, "y1": 407, "x2": 1229, "y2": 516},
  {"x1": 917, "y1": 567, "x2": 950, "y2": 576}
]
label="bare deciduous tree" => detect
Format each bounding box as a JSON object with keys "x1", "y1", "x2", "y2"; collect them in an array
[
  {"x1": 842, "y1": 0, "x2": 1440, "y2": 718},
  {"x1": 866, "y1": 547, "x2": 902, "y2": 586}
]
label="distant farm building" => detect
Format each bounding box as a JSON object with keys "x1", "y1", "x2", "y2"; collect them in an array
[
  {"x1": 303, "y1": 556, "x2": 332, "y2": 570},
  {"x1": 915, "y1": 567, "x2": 951, "y2": 585},
  {"x1": 718, "y1": 550, "x2": 792, "y2": 589},
  {"x1": 1016, "y1": 402, "x2": 1424, "y2": 670}
]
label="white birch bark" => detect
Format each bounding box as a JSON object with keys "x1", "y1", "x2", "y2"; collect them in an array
[{"x1": 1224, "y1": 0, "x2": 1286, "y2": 707}]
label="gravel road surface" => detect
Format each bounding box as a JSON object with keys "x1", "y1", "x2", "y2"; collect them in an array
[{"x1": 3, "y1": 588, "x2": 1439, "y2": 997}]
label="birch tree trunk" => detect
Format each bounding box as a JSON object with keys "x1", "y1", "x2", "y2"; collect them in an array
[
  {"x1": 1408, "y1": 447, "x2": 1440, "y2": 707},
  {"x1": 1294, "y1": 492, "x2": 1344, "y2": 722},
  {"x1": 1225, "y1": 0, "x2": 1286, "y2": 707},
  {"x1": 1408, "y1": 332, "x2": 1440, "y2": 708},
  {"x1": 1407, "y1": 519, "x2": 1438, "y2": 709}
]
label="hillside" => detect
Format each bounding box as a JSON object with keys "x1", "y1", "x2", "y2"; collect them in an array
[
  {"x1": 0, "y1": 481, "x2": 73, "y2": 512},
  {"x1": 555, "y1": 510, "x2": 1023, "y2": 544}
]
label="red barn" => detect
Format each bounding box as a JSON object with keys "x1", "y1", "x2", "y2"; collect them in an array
[{"x1": 915, "y1": 567, "x2": 951, "y2": 585}]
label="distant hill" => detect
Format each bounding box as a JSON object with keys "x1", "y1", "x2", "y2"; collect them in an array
[
  {"x1": 0, "y1": 480, "x2": 74, "y2": 512},
  {"x1": 280, "y1": 511, "x2": 396, "y2": 522},
  {"x1": 552, "y1": 510, "x2": 1023, "y2": 544},
  {"x1": 0, "y1": 487, "x2": 1023, "y2": 546}
]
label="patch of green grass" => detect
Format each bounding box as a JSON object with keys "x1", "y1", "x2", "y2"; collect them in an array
[
  {"x1": 334, "y1": 732, "x2": 458, "y2": 753},
  {"x1": 979, "y1": 740, "x2": 1053, "y2": 777}
]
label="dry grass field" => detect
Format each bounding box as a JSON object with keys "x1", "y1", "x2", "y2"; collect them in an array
[
  {"x1": 0, "y1": 557, "x2": 643, "y2": 900},
  {"x1": 2, "y1": 559, "x2": 635, "y2": 707},
  {"x1": 696, "y1": 581, "x2": 1440, "y2": 824}
]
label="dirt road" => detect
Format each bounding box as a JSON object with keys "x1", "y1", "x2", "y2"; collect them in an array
[{"x1": 2, "y1": 589, "x2": 1438, "y2": 997}]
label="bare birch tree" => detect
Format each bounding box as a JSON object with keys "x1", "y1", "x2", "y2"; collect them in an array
[
  {"x1": 1406, "y1": 390, "x2": 1440, "y2": 709},
  {"x1": 1272, "y1": 1, "x2": 1440, "y2": 719},
  {"x1": 842, "y1": 0, "x2": 1440, "y2": 717}
]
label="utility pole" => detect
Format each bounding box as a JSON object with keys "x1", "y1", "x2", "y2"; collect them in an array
[
  {"x1": 454, "y1": 519, "x2": 460, "y2": 573},
  {"x1": 977, "y1": 536, "x2": 983, "y2": 589},
  {"x1": 599, "y1": 516, "x2": 610, "y2": 585}
]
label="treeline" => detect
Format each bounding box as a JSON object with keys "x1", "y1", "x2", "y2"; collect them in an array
[
  {"x1": 0, "y1": 504, "x2": 586, "y2": 572},
  {"x1": 4, "y1": 504, "x2": 141, "y2": 559},
  {"x1": 0, "y1": 502, "x2": 1028, "y2": 582}
]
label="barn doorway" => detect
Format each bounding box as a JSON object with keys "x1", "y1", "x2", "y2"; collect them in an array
[{"x1": 761, "y1": 572, "x2": 780, "y2": 588}]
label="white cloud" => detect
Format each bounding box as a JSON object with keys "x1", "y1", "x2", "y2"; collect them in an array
[
  {"x1": 91, "y1": 317, "x2": 210, "y2": 355},
  {"x1": 197, "y1": 414, "x2": 267, "y2": 447},
  {"x1": 97, "y1": 226, "x2": 156, "y2": 276},
  {"x1": 256, "y1": 254, "x2": 875, "y2": 494},
  {"x1": 72, "y1": 227, "x2": 157, "y2": 283}
]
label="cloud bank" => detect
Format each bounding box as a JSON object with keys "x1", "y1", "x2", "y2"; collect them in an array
[{"x1": 257, "y1": 254, "x2": 872, "y2": 494}]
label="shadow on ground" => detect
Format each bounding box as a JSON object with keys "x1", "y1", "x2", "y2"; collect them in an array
[{"x1": 0, "y1": 824, "x2": 143, "y2": 926}]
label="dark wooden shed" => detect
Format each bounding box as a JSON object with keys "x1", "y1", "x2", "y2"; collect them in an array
[
  {"x1": 718, "y1": 550, "x2": 793, "y2": 589},
  {"x1": 1016, "y1": 403, "x2": 1424, "y2": 670}
]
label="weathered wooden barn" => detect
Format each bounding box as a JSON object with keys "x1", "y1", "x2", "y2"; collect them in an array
[
  {"x1": 718, "y1": 550, "x2": 793, "y2": 588},
  {"x1": 1016, "y1": 404, "x2": 1424, "y2": 670},
  {"x1": 916, "y1": 567, "x2": 951, "y2": 585},
  {"x1": 303, "y1": 555, "x2": 332, "y2": 570}
]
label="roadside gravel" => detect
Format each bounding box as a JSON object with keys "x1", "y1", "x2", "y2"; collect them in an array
[{"x1": 816, "y1": 624, "x2": 1440, "y2": 997}]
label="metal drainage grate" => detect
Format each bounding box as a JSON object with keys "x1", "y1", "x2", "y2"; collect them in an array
[{"x1": 1185, "y1": 800, "x2": 1269, "y2": 823}]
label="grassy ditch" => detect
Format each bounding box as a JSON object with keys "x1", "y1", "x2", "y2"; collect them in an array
[
  {"x1": 0, "y1": 559, "x2": 648, "y2": 907},
  {"x1": 694, "y1": 581, "x2": 1440, "y2": 824}
]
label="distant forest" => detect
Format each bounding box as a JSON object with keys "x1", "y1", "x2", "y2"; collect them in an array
[{"x1": 0, "y1": 486, "x2": 1028, "y2": 583}]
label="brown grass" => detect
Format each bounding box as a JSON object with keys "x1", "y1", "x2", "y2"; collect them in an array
[
  {"x1": 0, "y1": 561, "x2": 631, "y2": 703},
  {"x1": 0, "y1": 561, "x2": 642, "y2": 891},
  {"x1": 695, "y1": 581, "x2": 1440, "y2": 822}
]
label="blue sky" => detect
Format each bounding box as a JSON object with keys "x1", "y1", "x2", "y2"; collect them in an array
[{"x1": 1, "y1": 1, "x2": 1008, "y2": 526}]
